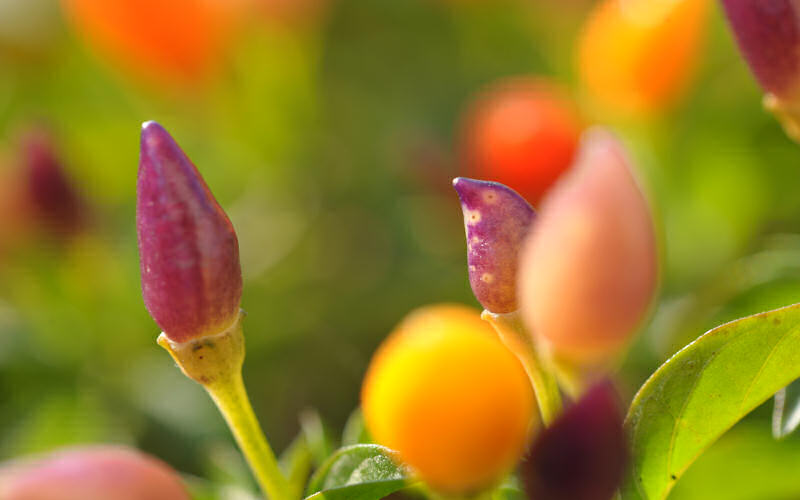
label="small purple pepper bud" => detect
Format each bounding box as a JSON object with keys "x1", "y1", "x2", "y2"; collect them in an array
[
  {"x1": 720, "y1": 0, "x2": 800, "y2": 139},
  {"x1": 137, "y1": 121, "x2": 242, "y2": 343},
  {"x1": 521, "y1": 380, "x2": 627, "y2": 500},
  {"x1": 21, "y1": 128, "x2": 86, "y2": 239},
  {"x1": 453, "y1": 178, "x2": 535, "y2": 314}
]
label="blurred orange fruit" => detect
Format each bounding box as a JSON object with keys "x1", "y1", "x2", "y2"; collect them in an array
[
  {"x1": 61, "y1": 0, "x2": 242, "y2": 85},
  {"x1": 362, "y1": 304, "x2": 536, "y2": 494},
  {"x1": 461, "y1": 78, "x2": 582, "y2": 205},
  {"x1": 578, "y1": 0, "x2": 709, "y2": 114}
]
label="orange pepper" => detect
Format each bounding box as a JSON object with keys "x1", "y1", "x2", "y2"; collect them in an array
[
  {"x1": 362, "y1": 304, "x2": 536, "y2": 494},
  {"x1": 578, "y1": 0, "x2": 709, "y2": 114},
  {"x1": 61, "y1": 0, "x2": 240, "y2": 85}
]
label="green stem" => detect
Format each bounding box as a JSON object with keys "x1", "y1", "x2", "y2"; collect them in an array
[
  {"x1": 206, "y1": 371, "x2": 292, "y2": 500},
  {"x1": 158, "y1": 312, "x2": 292, "y2": 500},
  {"x1": 481, "y1": 310, "x2": 562, "y2": 426}
]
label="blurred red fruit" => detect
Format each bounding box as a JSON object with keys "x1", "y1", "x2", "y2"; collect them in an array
[
  {"x1": 0, "y1": 446, "x2": 190, "y2": 500},
  {"x1": 460, "y1": 78, "x2": 582, "y2": 205},
  {"x1": 60, "y1": 0, "x2": 241, "y2": 85}
]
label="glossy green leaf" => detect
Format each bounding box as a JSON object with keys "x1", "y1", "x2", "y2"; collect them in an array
[
  {"x1": 623, "y1": 303, "x2": 800, "y2": 499},
  {"x1": 304, "y1": 444, "x2": 412, "y2": 500},
  {"x1": 669, "y1": 424, "x2": 800, "y2": 500}
]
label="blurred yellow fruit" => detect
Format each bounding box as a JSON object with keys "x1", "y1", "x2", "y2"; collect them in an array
[
  {"x1": 361, "y1": 304, "x2": 535, "y2": 494},
  {"x1": 578, "y1": 0, "x2": 709, "y2": 114}
]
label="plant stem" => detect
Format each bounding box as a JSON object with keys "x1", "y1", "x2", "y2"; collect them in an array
[
  {"x1": 206, "y1": 370, "x2": 291, "y2": 500},
  {"x1": 765, "y1": 92, "x2": 800, "y2": 143},
  {"x1": 481, "y1": 310, "x2": 562, "y2": 426},
  {"x1": 158, "y1": 312, "x2": 292, "y2": 500}
]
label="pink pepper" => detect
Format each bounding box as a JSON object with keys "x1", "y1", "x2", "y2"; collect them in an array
[
  {"x1": 137, "y1": 121, "x2": 242, "y2": 343},
  {"x1": 0, "y1": 446, "x2": 191, "y2": 500},
  {"x1": 518, "y1": 129, "x2": 657, "y2": 363}
]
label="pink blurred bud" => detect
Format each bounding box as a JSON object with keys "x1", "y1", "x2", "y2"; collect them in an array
[
  {"x1": 453, "y1": 178, "x2": 535, "y2": 314},
  {"x1": 518, "y1": 129, "x2": 657, "y2": 363},
  {"x1": 521, "y1": 380, "x2": 627, "y2": 500},
  {"x1": 0, "y1": 446, "x2": 190, "y2": 500},
  {"x1": 21, "y1": 129, "x2": 85, "y2": 239},
  {"x1": 137, "y1": 121, "x2": 242, "y2": 343},
  {"x1": 720, "y1": 0, "x2": 800, "y2": 100}
]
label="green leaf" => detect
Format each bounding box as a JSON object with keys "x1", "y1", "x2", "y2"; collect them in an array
[
  {"x1": 669, "y1": 423, "x2": 800, "y2": 500},
  {"x1": 492, "y1": 477, "x2": 526, "y2": 500},
  {"x1": 279, "y1": 433, "x2": 313, "y2": 499},
  {"x1": 623, "y1": 303, "x2": 800, "y2": 499},
  {"x1": 304, "y1": 444, "x2": 412, "y2": 500},
  {"x1": 300, "y1": 409, "x2": 337, "y2": 467}
]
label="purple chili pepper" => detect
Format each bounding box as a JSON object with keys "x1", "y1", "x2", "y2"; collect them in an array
[
  {"x1": 453, "y1": 177, "x2": 535, "y2": 314},
  {"x1": 137, "y1": 121, "x2": 242, "y2": 343}
]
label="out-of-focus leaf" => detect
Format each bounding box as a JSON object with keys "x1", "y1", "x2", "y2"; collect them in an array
[
  {"x1": 772, "y1": 377, "x2": 800, "y2": 439},
  {"x1": 204, "y1": 442, "x2": 254, "y2": 491},
  {"x1": 624, "y1": 304, "x2": 800, "y2": 499},
  {"x1": 304, "y1": 444, "x2": 411, "y2": 500},
  {"x1": 492, "y1": 477, "x2": 526, "y2": 500},
  {"x1": 0, "y1": 392, "x2": 130, "y2": 458},
  {"x1": 341, "y1": 407, "x2": 371, "y2": 446},
  {"x1": 280, "y1": 433, "x2": 313, "y2": 499},
  {"x1": 300, "y1": 409, "x2": 336, "y2": 467}
]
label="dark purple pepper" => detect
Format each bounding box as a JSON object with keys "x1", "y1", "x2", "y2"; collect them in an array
[
  {"x1": 453, "y1": 177, "x2": 535, "y2": 313},
  {"x1": 721, "y1": 0, "x2": 800, "y2": 99},
  {"x1": 521, "y1": 380, "x2": 627, "y2": 500},
  {"x1": 22, "y1": 129, "x2": 85, "y2": 238},
  {"x1": 137, "y1": 121, "x2": 242, "y2": 343}
]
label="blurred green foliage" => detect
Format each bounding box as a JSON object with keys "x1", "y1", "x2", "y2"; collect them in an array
[{"x1": 1, "y1": 0, "x2": 800, "y2": 496}]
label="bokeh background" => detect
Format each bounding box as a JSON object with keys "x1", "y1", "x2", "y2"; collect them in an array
[{"x1": 1, "y1": 0, "x2": 800, "y2": 498}]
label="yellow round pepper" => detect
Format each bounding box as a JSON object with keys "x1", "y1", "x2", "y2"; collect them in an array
[{"x1": 361, "y1": 304, "x2": 536, "y2": 494}]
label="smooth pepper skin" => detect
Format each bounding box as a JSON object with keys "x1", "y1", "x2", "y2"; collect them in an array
[
  {"x1": 519, "y1": 129, "x2": 657, "y2": 363},
  {"x1": 453, "y1": 178, "x2": 535, "y2": 314},
  {"x1": 361, "y1": 304, "x2": 535, "y2": 494},
  {"x1": 0, "y1": 446, "x2": 191, "y2": 500},
  {"x1": 721, "y1": 0, "x2": 800, "y2": 99},
  {"x1": 137, "y1": 121, "x2": 242, "y2": 343}
]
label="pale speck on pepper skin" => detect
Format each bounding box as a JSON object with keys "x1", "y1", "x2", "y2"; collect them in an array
[{"x1": 453, "y1": 177, "x2": 535, "y2": 313}]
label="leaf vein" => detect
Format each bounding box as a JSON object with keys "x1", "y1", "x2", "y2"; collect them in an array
[{"x1": 662, "y1": 349, "x2": 721, "y2": 499}]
